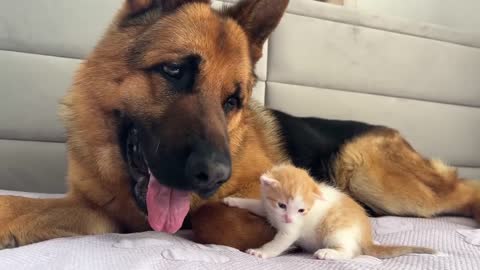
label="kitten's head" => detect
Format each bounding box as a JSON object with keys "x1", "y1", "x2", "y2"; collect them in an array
[{"x1": 260, "y1": 164, "x2": 323, "y2": 224}]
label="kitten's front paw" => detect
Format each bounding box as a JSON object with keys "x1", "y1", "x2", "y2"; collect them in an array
[
  {"x1": 223, "y1": 197, "x2": 241, "y2": 208},
  {"x1": 314, "y1": 248, "x2": 350, "y2": 260},
  {"x1": 246, "y1": 248, "x2": 274, "y2": 259}
]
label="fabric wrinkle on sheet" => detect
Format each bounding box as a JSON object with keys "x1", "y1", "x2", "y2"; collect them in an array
[
  {"x1": 113, "y1": 238, "x2": 173, "y2": 249},
  {"x1": 162, "y1": 248, "x2": 231, "y2": 263},
  {"x1": 456, "y1": 229, "x2": 480, "y2": 246}
]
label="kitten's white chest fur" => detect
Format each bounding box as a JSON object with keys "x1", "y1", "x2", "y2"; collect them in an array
[
  {"x1": 262, "y1": 184, "x2": 341, "y2": 252},
  {"x1": 294, "y1": 185, "x2": 341, "y2": 252},
  {"x1": 296, "y1": 225, "x2": 320, "y2": 252}
]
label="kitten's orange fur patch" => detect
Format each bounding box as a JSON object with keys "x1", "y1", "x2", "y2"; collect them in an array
[{"x1": 263, "y1": 164, "x2": 321, "y2": 210}]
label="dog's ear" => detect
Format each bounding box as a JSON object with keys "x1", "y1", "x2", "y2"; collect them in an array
[
  {"x1": 224, "y1": 0, "x2": 289, "y2": 63},
  {"x1": 122, "y1": 0, "x2": 210, "y2": 26},
  {"x1": 127, "y1": 0, "x2": 210, "y2": 15}
]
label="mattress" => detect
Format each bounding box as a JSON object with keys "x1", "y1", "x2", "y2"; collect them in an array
[{"x1": 1, "y1": 191, "x2": 480, "y2": 270}]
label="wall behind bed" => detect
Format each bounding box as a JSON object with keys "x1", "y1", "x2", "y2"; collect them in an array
[
  {"x1": 0, "y1": 0, "x2": 479, "y2": 193},
  {"x1": 348, "y1": 0, "x2": 480, "y2": 33}
]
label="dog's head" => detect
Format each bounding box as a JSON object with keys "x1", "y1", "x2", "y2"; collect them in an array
[{"x1": 63, "y1": 0, "x2": 288, "y2": 232}]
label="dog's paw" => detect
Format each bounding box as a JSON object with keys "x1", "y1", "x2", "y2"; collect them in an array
[
  {"x1": 0, "y1": 231, "x2": 17, "y2": 250},
  {"x1": 222, "y1": 197, "x2": 241, "y2": 208},
  {"x1": 246, "y1": 248, "x2": 274, "y2": 259},
  {"x1": 314, "y1": 248, "x2": 350, "y2": 260}
]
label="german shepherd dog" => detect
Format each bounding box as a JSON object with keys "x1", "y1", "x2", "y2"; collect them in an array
[{"x1": 1, "y1": 0, "x2": 479, "y2": 251}]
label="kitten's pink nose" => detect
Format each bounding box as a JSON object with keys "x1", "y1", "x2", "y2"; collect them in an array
[{"x1": 284, "y1": 215, "x2": 292, "y2": 223}]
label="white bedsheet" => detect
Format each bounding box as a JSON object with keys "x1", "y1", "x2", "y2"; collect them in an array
[{"x1": 1, "y1": 191, "x2": 479, "y2": 270}]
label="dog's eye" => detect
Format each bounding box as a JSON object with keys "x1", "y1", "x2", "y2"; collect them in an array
[
  {"x1": 278, "y1": 203, "x2": 287, "y2": 209},
  {"x1": 150, "y1": 55, "x2": 201, "y2": 92},
  {"x1": 223, "y1": 96, "x2": 239, "y2": 113},
  {"x1": 158, "y1": 63, "x2": 183, "y2": 79},
  {"x1": 298, "y1": 209, "x2": 305, "y2": 213}
]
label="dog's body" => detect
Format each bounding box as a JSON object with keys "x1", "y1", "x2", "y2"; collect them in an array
[{"x1": 1, "y1": 0, "x2": 479, "y2": 250}]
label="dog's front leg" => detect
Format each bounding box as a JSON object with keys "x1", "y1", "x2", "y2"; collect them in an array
[{"x1": 0, "y1": 195, "x2": 119, "y2": 249}]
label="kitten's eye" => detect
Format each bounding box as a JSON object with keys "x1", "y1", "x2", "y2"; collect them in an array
[
  {"x1": 157, "y1": 63, "x2": 183, "y2": 79},
  {"x1": 278, "y1": 203, "x2": 287, "y2": 209},
  {"x1": 298, "y1": 209, "x2": 305, "y2": 213}
]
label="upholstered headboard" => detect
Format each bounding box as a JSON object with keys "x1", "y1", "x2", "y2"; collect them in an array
[{"x1": 1, "y1": 0, "x2": 479, "y2": 193}]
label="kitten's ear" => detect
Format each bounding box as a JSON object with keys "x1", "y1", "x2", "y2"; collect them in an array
[
  {"x1": 314, "y1": 187, "x2": 325, "y2": 201},
  {"x1": 260, "y1": 174, "x2": 279, "y2": 188}
]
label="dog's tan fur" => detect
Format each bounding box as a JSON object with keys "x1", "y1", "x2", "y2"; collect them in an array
[
  {"x1": 334, "y1": 128, "x2": 476, "y2": 218},
  {"x1": 1, "y1": 0, "x2": 479, "y2": 250}
]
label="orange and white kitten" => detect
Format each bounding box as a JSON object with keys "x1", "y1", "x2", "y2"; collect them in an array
[{"x1": 223, "y1": 164, "x2": 435, "y2": 260}]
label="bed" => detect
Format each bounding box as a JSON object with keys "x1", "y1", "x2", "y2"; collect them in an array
[
  {"x1": 1, "y1": 0, "x2": 479, "y2": 269},
  {"x1": 1, "y1": 190, "x2": 479, "y2": 270}
]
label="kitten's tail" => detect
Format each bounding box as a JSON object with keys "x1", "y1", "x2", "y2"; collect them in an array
[{"x1": 363, "y1": 244, "x2": 436, "y2": 259}]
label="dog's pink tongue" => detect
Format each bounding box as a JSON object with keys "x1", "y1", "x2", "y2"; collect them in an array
[{"x1": 146, "y1": 175, "x2": 190, "y2": 234}]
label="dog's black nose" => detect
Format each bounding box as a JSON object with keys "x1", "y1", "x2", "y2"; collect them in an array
[{"x1": 185, "y1": 144, "x2": 231, "y2": 196}]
